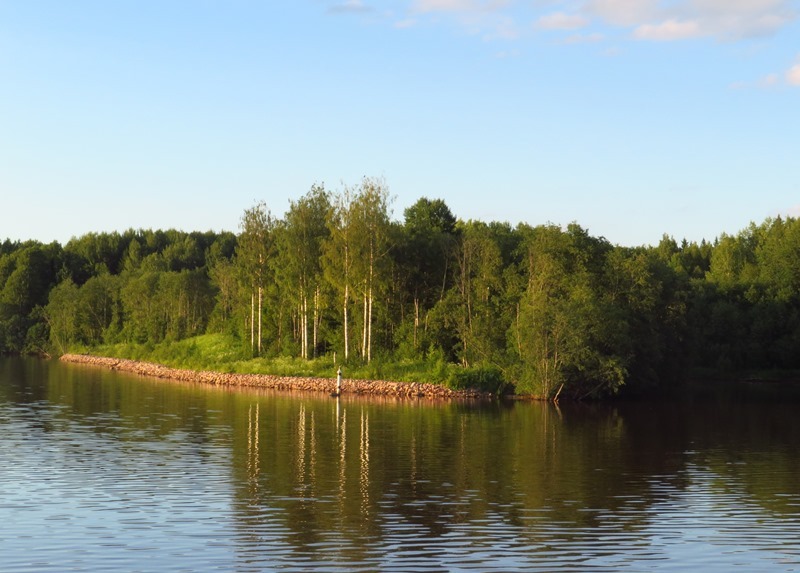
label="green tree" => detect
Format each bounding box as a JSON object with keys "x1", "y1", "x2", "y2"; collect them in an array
[
  {"x1": 396, "y1": 197, "x2": 457, "y2": 354},
  {"x1": 44, "y1": 278, "x2": 81, "y2": 354},
  {"x1": 275, "y1": 184, "x2": 331, "y2": 358},
  {"x1": 0, "y1": 242, "x2": 63, "y2": 352},
  {"x1": 447, "y1": 220, "x2": 503, "y2": 367},
  {"x1": 237, "y1": 202, "x2": 275, "y2": 356},
  {"x1": 350, "y1": 178, "x2": 393, "y2": 363}
]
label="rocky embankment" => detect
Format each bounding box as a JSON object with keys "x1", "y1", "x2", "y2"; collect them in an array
[{"x1": 59, "y1": 354, "x2": 494, "y2": 399}]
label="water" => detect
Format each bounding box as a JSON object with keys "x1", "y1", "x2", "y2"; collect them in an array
[{"x1": 2, "y1": 358, "x2": 800, "y2": 571}]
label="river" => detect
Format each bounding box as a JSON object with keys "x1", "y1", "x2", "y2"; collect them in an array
[{"x1": 2, "y1": 357, "x2": 800, "y2": 571}]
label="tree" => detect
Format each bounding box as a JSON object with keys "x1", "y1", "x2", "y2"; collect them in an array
[
  {"x1": 0, "y1": 242, "x2": 63, "y2": 352},
  {"x1": 447, "y1": 220, "x2": 503, "y2": 367},
  {"x1": 349, "y1": 178, "x2": 393, "y2": 363},
  {"x1": 323, "y1": 187, "x2": 356, "y2": 361},
  {"x1": 237, "y1": 202, "x2": 275, "y2": 356},
  {"x1": 275, "y1": 184, "x2": 331, "y2": 358},
  {"x1": 323, "y1": 178, "x2": 393, "y2": 363},
  {"x1": 44, "y1": 278, "x2": 81, "y2": 354},
  {"x1": 512, "y1": 225, "x2": 630, "y2": 399},
  {"x1": 396, "y1": 197, "x2": 457, "y2": 353}
]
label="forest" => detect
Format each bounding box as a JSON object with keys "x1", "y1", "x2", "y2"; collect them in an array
[{"x1": 2, "y1": 177, "x2": 800, "y2": 399}]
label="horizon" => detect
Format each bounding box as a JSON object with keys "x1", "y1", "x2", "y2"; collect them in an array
[{"x1": 0, "y1": 189, "x2": 790, "y2": 249}]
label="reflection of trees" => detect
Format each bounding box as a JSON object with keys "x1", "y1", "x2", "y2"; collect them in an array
[
  {"x1": 231, "y1": 392, "x2": 800, "y2": 566},
  {"x1": 227, "y1": 396, "x2": 701, "y2": 563},
  {"x1": 13, "y1": 358, "x2": 800, "y2": 569}
]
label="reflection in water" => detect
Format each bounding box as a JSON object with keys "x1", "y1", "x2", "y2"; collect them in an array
[
  {"x1": 247, "y1": 402, "x2": 260, "y2": 499},
  {"x1": 360, "y1": 407, "x2": 369, "y2": 519},
  {"x1": 338, "y1": 402, "x2": 347, "y2": 506},
  {"x1": 296, "y1": 403, "x2": 305, "y2": 482},
  {"x1": 2, "y1": 357, "x2": 800, "y2": 572}
]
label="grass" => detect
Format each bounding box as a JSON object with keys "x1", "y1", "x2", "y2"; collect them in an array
[{"x1": 84, "y1": 334, "x2": 461, "y2": 385}]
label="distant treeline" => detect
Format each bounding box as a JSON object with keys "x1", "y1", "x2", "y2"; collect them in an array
[{"x1": 2, "y1": 178, "x2": 799, "y2": 398}]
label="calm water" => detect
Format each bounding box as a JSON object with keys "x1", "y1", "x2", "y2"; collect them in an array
[{"x1": 2, "y1": 358, "x2": 800, "y2": 572}]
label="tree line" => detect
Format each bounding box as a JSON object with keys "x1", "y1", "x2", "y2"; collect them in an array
[{"x1": 2, "y1": 178, "x2": 800, "y2": 398}]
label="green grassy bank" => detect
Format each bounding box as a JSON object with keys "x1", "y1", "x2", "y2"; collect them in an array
[{"x1": 79, "y1": 333, "x2": 464, "y2": 387}]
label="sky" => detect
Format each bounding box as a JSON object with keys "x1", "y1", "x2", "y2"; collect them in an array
[{"x1": 1, "y1": 0, "x2": 798, "y2": 247}]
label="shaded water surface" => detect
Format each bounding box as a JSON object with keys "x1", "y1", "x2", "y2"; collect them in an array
[{"x1": 2, "y1": 357, "x2": 800, "y2": 571}]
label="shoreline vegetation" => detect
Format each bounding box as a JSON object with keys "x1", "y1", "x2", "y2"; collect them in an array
[
  {"x1": 4, "y1": 178, "x2": 800, "y2": 399},
  {"x1": 59, "y1": 353, "x2": 496, "y2": 399}
]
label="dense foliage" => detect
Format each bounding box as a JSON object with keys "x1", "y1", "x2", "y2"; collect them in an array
[{"x1": 3, "y1": 178, "x2": 800, "y2": 398}]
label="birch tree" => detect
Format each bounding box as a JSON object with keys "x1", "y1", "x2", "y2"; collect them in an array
[
  {"x1": 276, "y1": 184, "x2": 331, "y2": 358},
  {"x1": 323, "y1": 178, "x2": 392, "y2": 363},
  {"x1": 350, "y1": 177, "x2": 392, "y2": 363},
  {"x1": 237, "y1": 201, "x2": 274, "y2": 356},
  {"x1": 323, "y1": 187, "x2": 355, "y2": 360}
]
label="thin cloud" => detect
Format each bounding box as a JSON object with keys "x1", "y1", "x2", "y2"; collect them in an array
[
  {"x1": 773, "y1": 204, "x2": 800, "y2": 218},
  {"x1": 398, "y1": 0, "x2": 796, "y2": 44},
  {"x1": 730, "y1": 66, "x2": 799, "y2": 89},
  {"x1": 328, "y1": 0, "x2": 373, "y2": 14},
  {"x1": 409, "y1": 0, "x2": 520, "y2": 39},
  {"x1": 535, "y1": 12, "x2": 590, "y2": 31},
  {"x1": 634, "y1": 19, "x2": 701, "y2": 40},
  {"x1": 589, "y1": 0, "x2": 797, "y2": 41},
  {"x1": 730, "y1": 73, "x2": 779, "y2": 89},
  {"x1": 587, "y1": 0, "x2": 661, "y2": 28},
  {"x1": 562, "y1": 32, "x2": 606, "y2": 44},
  {"x1": 413, "y1": 0, "x2": 477, "y2": 12},
  {"x1": 787, "y1": 56, "x2": 800, "y2": 85},
  {"x1": 411, "y1": 0, "x2": 514, "y2": 16}
]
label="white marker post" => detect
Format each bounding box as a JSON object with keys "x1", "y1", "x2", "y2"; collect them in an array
[{"x1": 336, "y1": 367, "x2": 342, "y2": 396}]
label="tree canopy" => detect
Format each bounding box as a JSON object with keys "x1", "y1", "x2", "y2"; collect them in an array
[{"x1": 2, "y1": 185, "x2": 798, "y2": 398}]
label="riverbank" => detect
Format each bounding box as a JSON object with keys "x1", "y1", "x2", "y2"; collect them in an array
[{"x1": 59, "y1": 354, "x2": 495, "y2": 399}]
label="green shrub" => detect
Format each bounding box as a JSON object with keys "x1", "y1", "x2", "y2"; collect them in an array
[{"x1": 446, "y1": 365, "x2": 507, "y2": 395}]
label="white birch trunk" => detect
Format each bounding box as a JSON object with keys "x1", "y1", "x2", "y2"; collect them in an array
[
  {"x1": 343, "y1": 283, "x2": 349, "y2": 360},
  {"x1": 313, "y1": 286, "x2": 319, "y2": 358},
  {"x1": 257, "y1": 285, "x2": 262, "y2": 355}
]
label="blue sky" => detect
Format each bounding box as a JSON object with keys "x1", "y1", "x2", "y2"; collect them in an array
[{"x1": 1, "y1": 0, "x2": 798, "y2": 247}]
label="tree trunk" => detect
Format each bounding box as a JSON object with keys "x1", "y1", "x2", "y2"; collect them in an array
[
  {"x1": 413, "y1": 297, "x2": 419, "y2": 349},
  {"x1": 250, "y1": 291, "x2": 255, "y2": 354},
  {"x1": 343, "y1": 282, "x2": 349, "y2": 360},
  {"x1": 361, "y1": 290, "x2": 368, "y2": 359},
  {"x1": 302, "y1": 291, "x2": 308, "y2": 359},
  {"x1": 313, "y1": 286, "x2": 319, "y2": 358},
  {"x1": 367, "y1": 286, "x2": 373, "y2": 363},
  {"x1": 257, "y1": 285, "x2": 263, "y2": 355}
]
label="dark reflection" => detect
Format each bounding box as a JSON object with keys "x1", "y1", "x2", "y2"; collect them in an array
[{"x1": 3, "y1": 357, "x2": 800, "y2": 572}]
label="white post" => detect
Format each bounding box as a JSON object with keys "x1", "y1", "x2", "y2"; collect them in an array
[{"x1": 336, "y1": 367, "x2": 342, "y2": 395}]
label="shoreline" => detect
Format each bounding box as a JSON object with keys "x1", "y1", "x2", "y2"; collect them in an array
[{"x1": 59, "y1": 354, "x2": 496, "y2": 400}]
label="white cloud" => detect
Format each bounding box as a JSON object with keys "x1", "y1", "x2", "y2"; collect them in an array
[
  {"x1": 730, "y1": 67, "x2": 800, "y2": 89},
  {"x1": 587, "y1": 0, "x2": 796, "y2": 41},
  {"x1": 494, "y1": 48, "x2": 521, "y2": 58},
  {"x1": 409, "y1": 0, "x2": 520, "y2": 39},
  {"x1": 413, "y1": 0, "x2": 477, "y2": 12},
  {"x1": 787, "y1": 57, "x2": 800, "y2": 85},
  {"x1": 328, "y1": 0, "x2": 373, "y2": 14},
  {"x1": 587, "y1": 0, "x2": 662, "y2": 27},
  {"x1": 394, "y1": 0, "x2": 795, "y2": 47},
  {"x1": 535, "y1": 12, "x2": 590, "y2": 31},
  {"x1": 562, "y1": 32, "x2": 606, "y2": 44},
  {"x1": 774, "y1": 204, "x2": 800, "y2": 218},
  {"x1": 412, "y1": 0, "x2": 513, "y2": 14},
  {"x1": 634, "y1": 19, "x2": 701, "y2": 40}
]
